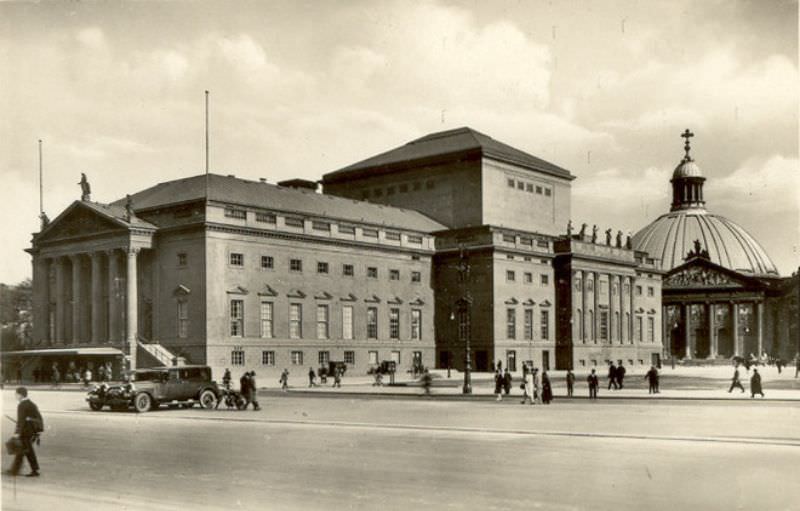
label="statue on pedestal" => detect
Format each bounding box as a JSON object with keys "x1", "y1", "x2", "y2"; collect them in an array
[
  {"x1": 605, "y1": 228, "x2": 612, "y2": 246},
  {"x1": 567, "y1": 220, "x2": 573, "y2": 237},
  {"x1": 591, "y1": 225, "x2": 598, "y2": 243},
  {"x1": 616, "y1": 230, "x2": 623, "y2": 248},
  {"x1": 39, "y1": 212, "x2": 50, "y2": 230},
  {"x1": 78, "y1": 173, "x2": 91, "y2": 201},
  {"x1": 125, "y1": 194, "x2": 134, "y2": 222},
  {"x1": 625, "y1": 233, "x2": 632, "y2": 250},
  {"x1": 579, "y1": 223, "x2": 587, "y2": 238}
]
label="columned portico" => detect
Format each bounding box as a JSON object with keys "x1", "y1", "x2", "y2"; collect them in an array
[
  {"x1": 90, "y1": 252, "x2": 104, "y2": 343},
  {"x1": 107, "y1": 250, "x2": 120, "y2": 344},
  {"x1": 54, "y1": 257, "x2": 66, "y2": 344},
  {"x1": 70, "y1": 254, "x2": 83, "y2": 344},
  {"x1": 732, "y1": 301, "x2": 740, "y2": 356},
  {"x1": 708, "y1": 302, "x2": 717, "y2": 358},
  {"x1": 126, "y1": 247, "x2": 139, "y2": 370}
]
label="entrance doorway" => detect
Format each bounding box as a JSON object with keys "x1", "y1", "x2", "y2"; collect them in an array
[
  {"x1": 506, "y1": 351, "x2": 516, "y2": 372},
  {"x1": 542, "y1": 350, "x2": 550, "y2": 371},
  {"x1": 475, "y1": 350, "x2": 489, "y2": 372}
]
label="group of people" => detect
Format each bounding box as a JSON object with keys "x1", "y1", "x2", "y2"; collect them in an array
[
  {"x1": 728, "y1": 365, "x2": 765, "y2": 398},
  {"x1": 220, "y1": 368, "x2": 261, "y2": 410},
  {"x1": 514, "y1": 364, "x2": 553, "y2": 405},
  {"x1": 308, "y1": 366, "x2": 344, "y2": 388}
]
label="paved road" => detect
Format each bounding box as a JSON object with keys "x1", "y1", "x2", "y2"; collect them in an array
[{"x1": 2, "y1": 391, "x2": 798, "y2": 511}]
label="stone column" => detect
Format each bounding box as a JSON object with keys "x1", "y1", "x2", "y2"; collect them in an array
[
  {"x1": 126, "y1": 248, "x2": 139, "y2": 370},
  {"x1": 662, "y1": 305, "x2": 670, "y2": 355},
  {"x1": 593, "y1": 272, "x2": 599, "y2": 343},
  {"x1": 70, "y1": 254, "x2": 83, "y2": 344},
  {"x1": 629, "y1": 278, "x2": 635, "y2": 344},
  {"x1": 708, "y1": 303, "x2": 717, "y2": 358},
  {"x1": 732, "y1": 302, "x2": 740, "y2": 357},
  {"x1": 90, "y1": 252, "x2": 103, "y2": 344},
  {"x1": 32, "y1": 256, "x2": 50, "y2": 345},
  {"x1": 757, "y1": 301, "x2": 764, "y2": 357},
  {"x1": 54, "y1": 257, "x2": 66, "y2": 344},
  {"x1": 683, "y1": 304, "x2": 691, "y2": 359},
  {"x1": 609, "y1": 275, "x2": 615, "y2": 343},
  {"x1": 107, "y1": 250, "x2": 119, "y2": 344},
  {"x1": 580, "y1": 270, "x2": 586, "y2": 343}
]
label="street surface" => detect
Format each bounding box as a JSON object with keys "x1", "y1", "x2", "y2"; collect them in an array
[{"x1": 2, "y1": 389, "x2": 798, "y2": 511}]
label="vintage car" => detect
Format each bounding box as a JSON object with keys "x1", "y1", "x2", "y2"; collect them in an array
[{"x1": 86, "y1": 365, "x2": 221, "y2": 413}]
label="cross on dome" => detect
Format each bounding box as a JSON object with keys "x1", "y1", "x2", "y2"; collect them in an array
[{"x1": 680, "y1": 129, "x2": 694, "y2": 161}]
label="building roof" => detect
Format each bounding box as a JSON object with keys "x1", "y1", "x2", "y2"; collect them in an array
[
  {"x1": 322, "y1": 127, "x2": 574, "y2": 183},
  {"x1": 632, "y1": 209, "x2": 779, "y2": 277},
  {"x1": 672, "y1": 159, "x2": 703, "y2": 179},
  {"x1": 112, "y1": 173, "x2": 446, "y2": 233}
]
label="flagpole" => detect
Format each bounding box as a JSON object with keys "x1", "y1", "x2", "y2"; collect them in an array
[
  {"x1": 38, "y1": 139, "x2": 43, "y2": 217},
  {"x1": 205, "y1": 90, "x2": 210, "y2": 201}
]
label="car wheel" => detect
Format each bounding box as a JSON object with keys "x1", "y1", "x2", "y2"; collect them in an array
[
  {"x1": 89, "y1": 401, "x2": 103, "y2": 411},
  {"x1": 134, "y1": 393, "x2": 152, "y2": 413},
  {"x1": 199, "y1": 389, "x2": 217, "y2": 409}
]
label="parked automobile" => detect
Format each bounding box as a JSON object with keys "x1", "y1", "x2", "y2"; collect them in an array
[{"x1": 86, "y1": 365, "x2": 221, "y2": 413}]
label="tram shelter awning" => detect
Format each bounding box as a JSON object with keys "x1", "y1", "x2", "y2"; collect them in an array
[{"x1": 1, "y1": 347, "x2": 124, "y2": 357}]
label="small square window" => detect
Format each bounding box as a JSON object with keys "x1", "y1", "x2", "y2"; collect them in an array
[
  {"x1": 344, "y1": 351, "x2": 355, "y2": 364},
  {"x1": 231, "y1": 350, "x2": 245, "y2": 366},
  {"x1": 342, "y1": 264, "x2": 354, "y2": 276},
  {"x1": 290, "y1": 259, "x2": 303, "y2": 272},
  {"x1": 284, "y1": 216, "x2": 304, "y2": 228},
  {"x1": 256, "y1": 212, "x2": 276, "y2": 223},
  {"x1": 362, "y1": 229, "x2": 379, "y2": 238},
  {"x1": 526, "y1": 183, "x2": 534, "y2": 193},
  {"x1": 389, "y1": 269, "x2": 400, "y2": 281},
  {"x1": 579, "y1": 360, "x2": 586, "y2": 367},
  {"x1": 524, "y1": 272, "x2": 533, "y2": 284},
  {"x1": 262, "y1": 351, "x2": 275, "y2": 366},
  {"x1": 317, "y1": 262, "x2": 329, "y2": 274},
  {"x1": 517, "y1": 181, "x2": 524, "y2": 190},
  {"x1": 261, "y1": 256, "x2": 274, "y2": 269},
  {"x1": 544, "y1": 188, "x2": 552, "y2": 197},
  {"x1": 411, "y1": 271, "x2": 421, "y2": 283},
  {"x1": 225, "y1": 207, "x2": 247, "y2": 219},
  {"x1": 291, "y1": 351, "x2": 303, "y2": 365},
  {"x1": 385, "y1": 231, "x2": 401, "y2": 241},
  {"x1": 536, "y1": 186, "x2": 543, "y2": 194},
  {"x1": 230, "y1": 253, "x2": 244, "y2": 266},
  {"x1": 338, "y1": 224, "x2": 356, "y2": 235},
  {"x1": 367, "y1": 267, "x2": 378, "y2": 278},
  {"x1": 541, "y1": 274, "x2": 549, "y2": 286},
  {"x1": 312, "y1": 221, "x2": 331, "y2": 232},
  {"x1": 507, "y1": 178, "x2": 515, "y2": 188},
  {"x1": 647, "y1": 286, "x2": 655, "y2": 297},
  {"x1": 506, "y1": 270, "x2": 516, "y2": 282},
  {"x1": 177, "y1": 253, "x2": 187, "y2": 266},
  {"x1": 506, "y1": 254, "x2": 514, "y2": 260}
]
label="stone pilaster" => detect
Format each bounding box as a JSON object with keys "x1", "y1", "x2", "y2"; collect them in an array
[
  {"x1": 70, "y1": 254, "x2": 83, "y2": 344},
  {"x1": 126, "y1": 248, "x2": 139, "y2": 370}
]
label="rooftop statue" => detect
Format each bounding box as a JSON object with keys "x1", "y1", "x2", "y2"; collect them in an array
[
  {"x1": 78, "y1": 173, "x2": 91, "y2": 201},
  {"x1": 591, "y1": 225, "x2": 598, "y2": 243},
  {"x1": 616, "y1": 230, "x2": 623, "y2": 248},
  {"x1": 605, "y1": 228, "x2": 612, "y2": 246}
]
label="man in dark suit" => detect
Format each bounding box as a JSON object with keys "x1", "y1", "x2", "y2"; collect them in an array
[
  {"x1": 248, "y1": 371, "x2": 261, "y2": 411},
  {"x1": 607, "y1": 362, "x2": 618, "y2": 390},
  {"x1": 616, "y1": 360, "x2": 627, "y2": 389},
  {"x1": 587, "y1": 369, "x2": 599, "y2": 399},
  {"x1": 7, "y1": 387, "x2": 42, "y2": 477}
]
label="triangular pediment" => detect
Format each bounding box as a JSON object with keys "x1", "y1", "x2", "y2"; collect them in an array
[
  {"x1": 664, "y1": 259, "x2": 753, "y2": 290},
  {"x1": 257, "y1": 284, "x2": 278, "y2": 297},
  {"x1": 36, "y1": 201, "x2": 127, "y2": 243},
  {"x1": 227, "y1": 285, "x2": 249, "y2": 295}
]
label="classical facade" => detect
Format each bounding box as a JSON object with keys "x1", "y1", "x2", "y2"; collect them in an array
[{"x1": 633, "y1": 130, "x2": 798, "y2": 361}]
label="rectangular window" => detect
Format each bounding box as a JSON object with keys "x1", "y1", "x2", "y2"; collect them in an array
[
  {"x1": 536, "y1": 185, "x2": 543, "y2": 194},
  {"x1": 520, "y1": 237, "x2": 533, "y2": 246},
  {"x1": 524, "y1": 308, "x2": 533, "y2": 340},
  {"x1": 229, "y1": 253, "x2": 244, "y2": 266},
  {"x1": 636, "y1": 285, "x2": 643, "y2": 296},
  {"x1": 389, "y1": 269, "x2": 400, "y2": 281},
  {"x1": 231, "y1": 350, "x2": 245, "y2": 366},
  {"x1": 407, "y1": 235, "x2": 423, "y2": 244},
  {"x1": 261, "y1": 256, "x2": 274, "y2": 269},
  {"x1": 317, "y1": 262, "x2": 329, "y2": 274},
  {"x1": 367, "y1": 267, "x2": 378, "y2": 279},
  {"x1": 312, "y1": 221, "x2": 330, "y2": 232},
  {"x1": 342, "y1": 264, "x2": 354, "y2": 276},
  {"x1": 537, "y1": 240, "x2": 549, "y2": 248},
  {"x1": 389, "y1": 308, "x2": 400, "y2": 339},
  {"x1": 256, "y1": 212, "x2": 276, "y2": 223},
  {"x1": 507, "y1": 178, "x2": 515, "y2": 188},
  {"x1": 647, "y1": 317, "x2": 655, "y2": 343},
  {"x1": 290, "y1": 259, "x2": 302, "y2": 272},
  {"x1": 338, "y1": 224, "x2": 356, "y2": 235},
  {"x1": 506, "y1": 308, "x2": 516, "y2": 339},
  {"x1": 368, "y1": 351, "x2": 379, "y2": 365},
  {"x1": 411, "y1": 271, "x2": 421, "y2": 283},
  {"x1": 177, "y1": 253, "x2": 187, "y2": 267},
  {"x1": 230, "y1": 300, "x2": 244, "y2": 337},
  {"x1": 284, "y1": 216, "x2": 304, "y2": 228},
  {"x1": 289, "y1": 303, "x2": 303, "y2": 339},
  {"x1": 362, "y1": 228, "x2": 379, "y2": 238},
  {"x1": 544, "y1": 188, "x2": 552, "y2": 197},
  {"x1": 342, "y1": 305, "x2": 353, "y2": 340},
  {"x1": 502, "y1": 234, "x2": 516, "y2": 243},
  {"x1": 541, "y1": 274, "x2": 549, "y2": 286},
  {"x1": 516, "y1": 180, "x2": 525, "y2": 190},
  {"x1": 260, "y1": 301, "x2": 273, "y2": 338},
  {"x1": 647, "y1": 286, "x2": 654, "y2": 297},
  {"x1": 506, "y1": 270, "x2": 516, "y2": 282},
  {"x1": 367, "y1": 307, "x2": 378, "y2": 339},
  {"x1": 524, "y1": 272, "x2": 533, "y2": 284},
  {"x1": 385, "y1": 231, "x2": 401, "y2": 241},
  {"x1": 316, "y1": 304, "x2": 329, "y2": 339},
  {"x1": 599, "y1": 311, "x2": 608, "y2": 341},
  {"x1": 540, "y1": 310, "x2": 550, "y2": 340},
  {"x1": 291, "y1": 351, "x2": 303, "y2": 365},
  {"x1": 391, "y1": 351, "x2": 401, "y2": 363},
  {"x1": 177, "y1": 300, "x2": 188, "y2": 338},
  {"x1": 318, "y1": 351, "x2": 330, "y2": 366},
  {"x1": 411, "y1": 309, "x2": 422, "y2": 340},
  {"x1": 636, "y1": 316, "x2": 643, "y2": 342},
  {"x1": 526, "y1": 183, "x2": 534, "y2": 193},
  {"x1": 262, "y1": 351, "x2": 275, "y2": 366},
  {"x1": 344, "y1": 351, "x2": 355, "y2": 364},
  {"x1": 224, "y1": 207, "x2": 247, "y2": 219}
]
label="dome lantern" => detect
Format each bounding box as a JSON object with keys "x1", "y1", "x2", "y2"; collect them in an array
[{"x1": 670, "y1": 129, "x2": 706, "y2": 211}]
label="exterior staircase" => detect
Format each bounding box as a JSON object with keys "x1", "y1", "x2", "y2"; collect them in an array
[{"x1": 137, "y1": 339, "x2": 187, "y2": 368}]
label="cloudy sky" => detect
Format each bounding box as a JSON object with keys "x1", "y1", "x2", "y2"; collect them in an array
[{"x1": 1, "y1": 0, "x2": 797, "y2": 283}]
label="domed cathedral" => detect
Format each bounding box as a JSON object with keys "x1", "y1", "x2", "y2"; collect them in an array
[{"x1": 633, "y1": 130, "x2": 799, "y2": 362}]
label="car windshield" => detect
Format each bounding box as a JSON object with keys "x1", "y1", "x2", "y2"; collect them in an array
[{"x1": 133, "y1": 371, "x2": 167, "y2": 382}]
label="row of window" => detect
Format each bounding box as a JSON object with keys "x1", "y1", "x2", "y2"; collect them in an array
[
  {"x1": 574, "y1": 309, "x2": 656, "y2": 343},
  {"x1": 577, "y1": 359, "x2": 648, "y2": 367},
  {"x1": 575, "y1": 278, "x2": 655, "y2": 297},
  {"x1": 506, "y1": 177, "x2": 552, "y2": 196},
  {"x1": 231, "y1": 349, "x2": 420, "y2": 367},
  {"x1": 360, "y1": 179, "x2": 435, "y2": 200},
  {"x1": 229, "y1": 300, "x2": 423, "y2": 340},
  {"x1": 227, "y1": 253, "x2": 422, "y2": 282},
  {"x1": 506, "y1": 270, "x2": 549, "y2": 286},
  {"x1": 506, "y1": 308, "x2": 550, "y2": 340}
]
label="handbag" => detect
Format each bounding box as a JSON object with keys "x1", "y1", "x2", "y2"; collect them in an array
[{"x1": 5, "y1": 436, "x2": 23, "y2": 456}]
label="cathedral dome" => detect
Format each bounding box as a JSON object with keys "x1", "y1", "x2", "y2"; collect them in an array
[
  {"x1": 633, "y1": 128, "x2": 779, "y2": 277},
  {"x1": 632, "y1": 209, "x2": 779, "y2": 276}
]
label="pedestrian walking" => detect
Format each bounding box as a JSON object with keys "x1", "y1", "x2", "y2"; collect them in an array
[
  {"x1": 372, "y1": 371, "x2": 383, "y2": 386},
  {"x1": 494, "y1": 369, "x2": 503, "y2": 401},
  {"x1": 541, "y1": 371, "x2": 553, "y2": 404},
  {"x1": 421, "y1": 368, "x2": 432, "y2": 396},
  {"x1": 728, "y1": 366, "x2": 745, "y2": 393},
  {"x1": 532, "y1": 368, "x2": 543, "y2": 404},
  {"x1": 308, "y1": 367, "x2": 316, "y2": 387},
  {"x1": 520, "y1": 367, "x2": 535, "y2": 405},
  {"x1": 645, "y1": 366, "x2": 659, "y2": 394},
  {"x1": 51, "y1": 363, "x2": 60, "y2": 388},
  {"x1": 750, "y1": 368, "x2": 764, "y2": 398},
  {"x1": 240, "y1": 371, "x2": 252, "y2": 408},
  {"x1": 616, "y1": 361, "x2": 626, "y2": 389},
  {"x1": 279, "y1": 369, "x2": 289, "y2": 391},
  {"x1": 5, "y1": 387, "x2": 43, "y2": 477},
  {"x1": 503, "y1": 369, "x2": 512, "y2": 396},
  {"x1": 83, "y1": 368, "x2": 92, "y2": 388},
  {"x1": 332, "y1": 367, "x2": 342, "y2": 388},
  {"x1": 775, "y1": 357, "x2": 783, "y2": 374},
  {"x1": 566, "y1": 369, "x2": 575, "y2": 397},
  {"x1": 587, "y1": 369, "x2": 599, "y2": 399},
  {"x1": 607, "y1": 362, "x2": 618, "y2": 390},
  {"x1": 222, "y1": 368, "x2": 232, "y2": 389},
  {"x1": 248, "y1": 371, "x2": 261, "y2": 410}
]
